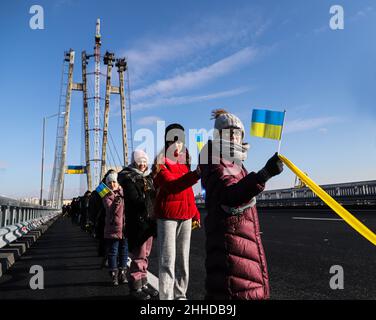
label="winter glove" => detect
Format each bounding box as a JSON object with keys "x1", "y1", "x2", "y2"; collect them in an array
[
  {"x1": 257, "y1": 152, "x2": 284, "y2": 183},
  {"x1": 192, "y1": 220, "x2": 201, "y2": 230}
]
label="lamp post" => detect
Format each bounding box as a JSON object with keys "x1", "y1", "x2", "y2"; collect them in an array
[{"x1": 40, "y1": 112, "x2": 66, "y2": 206}]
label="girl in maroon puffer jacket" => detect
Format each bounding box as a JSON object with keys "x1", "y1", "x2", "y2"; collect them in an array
[
  {"x1": 152, "y1": 123, "x2": 201, "y2": 300},
  {"x1": 102, "y1": 172, "x2": 128, "y2": 286},
  {"x1": 199, "y1": 109, "x2": 283, "y2": 300}
]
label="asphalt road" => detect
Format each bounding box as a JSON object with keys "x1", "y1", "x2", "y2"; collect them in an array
[
  {"x1": 0, "y1": 217, "x2": 133, "y2": 300},
  {"x1": 179, "y1": 207, "x2": 376, "y2": 300},
  {"x1": 1, "y1": 207, "x2": 376, "y2": 300}
]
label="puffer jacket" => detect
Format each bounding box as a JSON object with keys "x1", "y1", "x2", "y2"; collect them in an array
[
  {"x1": 103, "y1": 187, "x2": 125, "y2": 239},
  {"x1": 153, "y1": 154, "x2": 200, "y2": 221},
  {"x1": 118, "y1": 166, "x2": 157, "y2": 252},
  {"x1": 199, "y1": 140, "x2": 270, "y2": 300}
]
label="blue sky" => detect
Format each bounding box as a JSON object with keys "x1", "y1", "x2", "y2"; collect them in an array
[{"x1": 0, "y1": 0, "x2": 375, "y2": 199}]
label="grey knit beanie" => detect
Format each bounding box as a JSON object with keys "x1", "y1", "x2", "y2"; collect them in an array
[{"x1": 212, "y1": 109, "x2": 245, "y2": 137}]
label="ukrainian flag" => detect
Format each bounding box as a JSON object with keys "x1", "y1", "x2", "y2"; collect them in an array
[
  {"x1": 65, "y1": 165, "x2": 87, "y2": 174},
  {"x1": 96, "y1": 182, "x2": 111, "y2": 198},
  {"x1": 251, "y1": 109, "x2": 285, "y2": 140},
  {"x1": 196, "y1": 133, "x2": 204, "y2": 151}
]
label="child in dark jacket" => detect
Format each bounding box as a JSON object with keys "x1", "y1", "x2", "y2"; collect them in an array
[
  {"x1": 102, "y1": 172, "x2": 128, "y2": 286},
  {"x1": 118, "y1": 149, "x2": 158, "y2": 300},
  {"x1": 89, "y1": 169, "x2": 116, "y2": 261}
]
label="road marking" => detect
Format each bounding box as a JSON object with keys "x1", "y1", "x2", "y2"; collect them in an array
[{"x1": 292, "y1": 217, "x2": 343, "y2": 221}]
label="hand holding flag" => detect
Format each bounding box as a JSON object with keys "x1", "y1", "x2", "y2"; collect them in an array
[{"x1": 96, "y1": 182, "x2": 112, "y2": 198}]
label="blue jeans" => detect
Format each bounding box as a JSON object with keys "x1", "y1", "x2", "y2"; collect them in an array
[{"x1": 106, "y1": 239, "x2": 128, "y2": 271}]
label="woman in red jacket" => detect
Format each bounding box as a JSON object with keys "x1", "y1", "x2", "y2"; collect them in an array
[
  {"x1": 199, "y1": 109, "x2": 283, "y2": 300},
  {"x1": 152, "y1": 123, "x2": 201, "y2": 300}
]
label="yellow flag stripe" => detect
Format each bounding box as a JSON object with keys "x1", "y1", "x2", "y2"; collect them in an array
[
  {"x1": 278, "y1": 154, "x2": 376, "y2": 246},
  {"x1": 65, "y1": 169, "x2": 85, "y2": 174},
  {"x1": 99, "y1": 188, "x2": 110, "y2": 198},
  {"x1": 251, "y1": 122, "x2": 283, "y2": 140}
]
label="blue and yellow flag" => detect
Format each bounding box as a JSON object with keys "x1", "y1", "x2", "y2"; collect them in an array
[
  {"x1": 96, "y1": 182, "x2": 112, "y2": 198},
  {"x1": 196, "y1": 133, "x2": 204, "y2": 151},
  {"x1": 65, "y1": 165, "x2": 87, "y2": 174},
  {"x1": 251, "y1": 109, "x2": 285, "y2": 140}
]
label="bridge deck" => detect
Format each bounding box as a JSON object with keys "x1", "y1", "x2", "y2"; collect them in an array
[
  {"x1": 1, "y1": 208, "x2": 376, "y2": 299},
  {"x1": 0, "y1": 217, "x2": 133, "y2": 299}
]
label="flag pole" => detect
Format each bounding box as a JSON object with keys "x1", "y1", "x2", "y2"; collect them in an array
[{"x1": 277, "y1": 110, "x2": 286, "y2": 155}]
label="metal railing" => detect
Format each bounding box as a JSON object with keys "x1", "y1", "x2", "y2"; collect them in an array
[
  {"x1": 0, "y1": 196, "x2": 61, "y2": 248},
  {"x1": 256, "y1": 180, "x2": 376, "y2": 207},
  {"x1": 194, "y1": 180, "x2": 376, "y2": 208},
  {"x1": 0, "y1": 196, "x2": 60, "y2": 228}
]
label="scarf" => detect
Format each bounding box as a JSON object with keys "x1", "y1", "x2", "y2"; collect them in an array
[
  {"x1": 212, "y1": 138, "x2": 249, "y2": 162},
  {"x1": 128, "y1": 163, "x2": 150, "y2": 177}
]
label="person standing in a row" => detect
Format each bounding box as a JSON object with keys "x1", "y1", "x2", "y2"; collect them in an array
[
  {"x1": 199, "y1": 109, "x2": 283, "y2": 300},
  {"x1": 89, "y1": 169, "x2": 117, "y2": 267},
  {"x1": 152, "y1": 123, "x2": 201, "y2": 300},
  {"x1": 102, "y1": 172, "x2": 128, "y2": 286},
  {"x1": 118, "y1": 150, "x2": 158, "y2": 300}
]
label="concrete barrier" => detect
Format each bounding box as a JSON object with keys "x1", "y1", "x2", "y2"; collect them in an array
[
  {"x1": 14, "y1": 238, "x2": 31, "y2": 249},
  {"x1": 0, "y1": 247, "x2": 22, "y2": 259},
  {"x1": 8, "y1": 242, "x2": 26, "y2": 254},
  {"x1": 0, "y1": 212, "x2": 61, "y2": 278},
  {"x1": 29, "y1": 230, "x2": 42, "y2": 238},
  {"x1": 0, "y1": 252, "x2": 15, "y2": 275}
]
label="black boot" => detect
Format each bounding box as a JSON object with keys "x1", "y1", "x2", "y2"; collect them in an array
[
  {"x1": 142, "y1": 283, "x2": 159, "y2": 298},
  {"x1": 130, "y1": 289, "x2": 151, "y2": 300},
  {"x1": 118, "y1": 268, "x2": 128, "y2": 284},
  {"x1": 110, "y1": 270, "x2": 119, "y2": 286}
]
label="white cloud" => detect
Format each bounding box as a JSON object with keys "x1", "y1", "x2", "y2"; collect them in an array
[
  {"x1": 314, "y1": 25, "x2": 328, "y2": 34},
  {"x1": 124, "y1": 10, "x2": 269, "y2": 82},
  {"x1": 132, "y1": 47, "x2": 257, "y2": 101},
  {"x1": 350, "y1": 6, "x2": 374, "y2": 22},
  {"x1": 136, "y1": 116, "x2": 163, "y2": 126},
  {"x1": 318, "y1": 128, "x2": 328, "y2": 134},
  {"x1": 133, "y1": 87, "x2": 250, "y2": 112},
  {"x1": 284, "y1": 117, "x2": 343, "y2": 134}
]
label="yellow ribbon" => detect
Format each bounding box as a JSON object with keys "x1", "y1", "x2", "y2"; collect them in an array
[{"x1": 278, "y1": 154, "x2": 376, "y2": 246}]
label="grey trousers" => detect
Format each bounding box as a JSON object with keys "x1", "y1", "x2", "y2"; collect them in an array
[{"x1": 157, "y1": 218, "x2": 192, "y2": 300}]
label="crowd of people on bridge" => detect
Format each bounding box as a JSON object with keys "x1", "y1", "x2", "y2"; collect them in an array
[{"x1": 63, "y1": 109, "x2": 284, "y2": 300}]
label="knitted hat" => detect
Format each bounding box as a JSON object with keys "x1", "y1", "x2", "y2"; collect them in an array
[
  {"x1": 165, "y1": 123, "x2": 185, "y2": 144},
  {"x1": 105, "y1": 173, "x2": 118, "y2": 185},
  {"x1": 132, "y1": 149, "x2": 149, "y2": 164},
  {"x1": 212, "y1": 109, "x2": 245, "y2": 137}
]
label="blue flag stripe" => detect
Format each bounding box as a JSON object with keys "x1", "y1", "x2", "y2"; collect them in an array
[
  {"x1": 96, "y1": 183, "x2": 106, "y2": 193},
  {"x1": 252, "y1": 109, "x2": 285, "y2": 126},
  {"x1": 67, "y1": 165, "x2": 86, "y2": 170}
]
